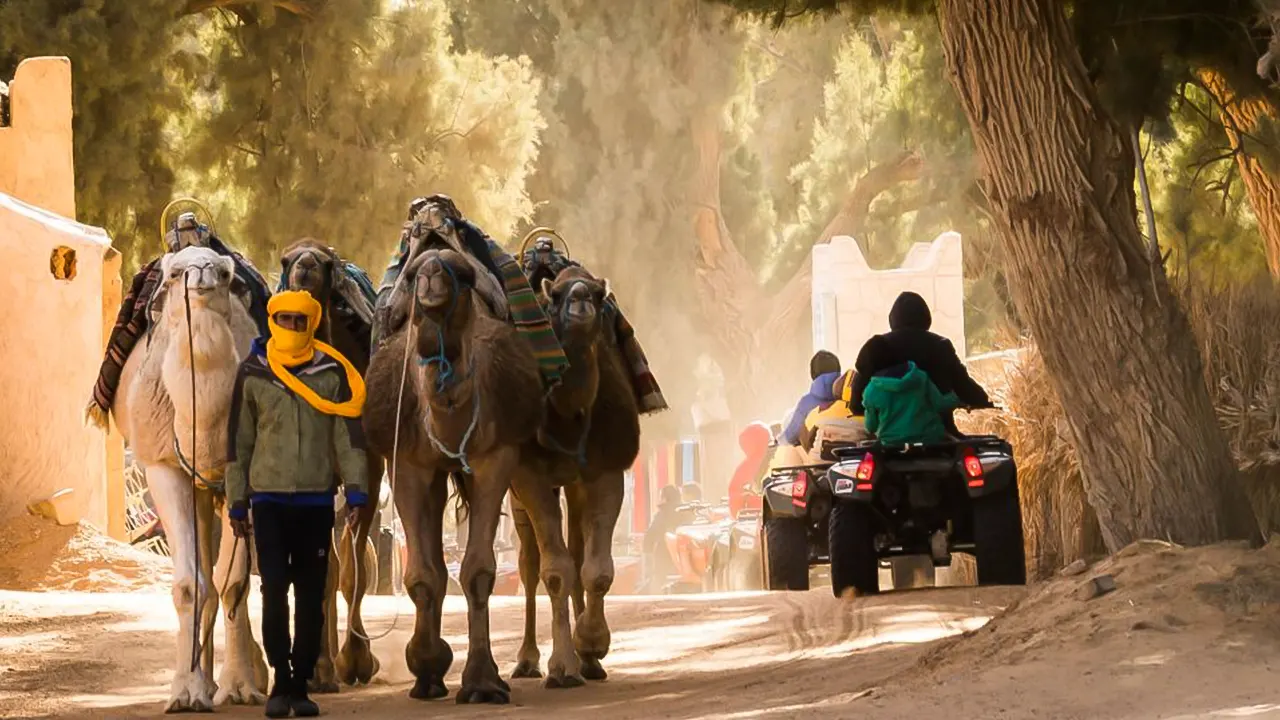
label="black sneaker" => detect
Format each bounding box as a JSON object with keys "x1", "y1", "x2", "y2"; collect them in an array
[
  {"x1": 290, "y1": 678, "x2": 320, "y2": 718},
  {"x1": 265, "y1": 672, "x2": 293, "y2": 719}
]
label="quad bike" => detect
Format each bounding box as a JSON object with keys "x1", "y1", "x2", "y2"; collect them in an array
[
  {"x1": 662, "y1": 501, "x2": 731, "y2": 593},
  {"x1": 825, "y1": 431, "x2": 1026, "y2": 597},
  {"x1": 757, "y1": 420, "x2": 869, "y2": 591},
  {"x1": 705, "y1": 507, "x2": 765, "y2": 592}
]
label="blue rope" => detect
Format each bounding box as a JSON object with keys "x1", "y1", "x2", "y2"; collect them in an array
[{"x1": 542, "y1": 412, "x2": 592, "y2": 467}]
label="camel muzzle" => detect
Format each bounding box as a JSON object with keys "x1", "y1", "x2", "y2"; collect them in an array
[
  {"x1": 180, "y1": 262, "x2": 231, "y2": 298},
  {"x1": 285, "y1": 251, "x2": 327, "y2": 294},
  {"x1": 415, "y1": 258, "x2": 459, "y2": 310},
  {"x1": 562, "y1": 282, "x2": 598, "y2": 324}
]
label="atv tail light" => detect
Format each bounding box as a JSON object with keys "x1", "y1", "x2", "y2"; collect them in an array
[
  {"x1": 792, "y1": 471, "x2": 809, "y2": 507},
  {"x1": 854, "y1": 482, "x2": 873, "y2": 492},
  {"x1": 963, "y1": 451, "x2": 985, "y2": 488},
  {"x1": 855, "y1": 454, "x2": 876, "y2": 482}
]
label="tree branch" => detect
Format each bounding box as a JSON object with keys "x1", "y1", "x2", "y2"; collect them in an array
[
  {"x1": 183, "y1": 0, "x2": 315, "y2": 18},
  {"x1": 758, "y1": 150, "x2": 925, "y2": 347}
]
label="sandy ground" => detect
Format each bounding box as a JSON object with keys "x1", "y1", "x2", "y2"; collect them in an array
[
  {"x1": 2, "y1": 524, "x2": 1280, "y2": 719},
  {"x1": 0, "y1": 515, "x2": 170, "y2": 594}
]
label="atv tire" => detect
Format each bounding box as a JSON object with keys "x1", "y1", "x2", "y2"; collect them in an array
[
  {"x1": 762, "y1": 516, "x2": 810, "y2": 591},
  {"x1": 973, "y1": 482, "x2": 1027, "y2": 586},
  {"x1": 828, "y1": 499, "x2": 879, "y2": 598}
]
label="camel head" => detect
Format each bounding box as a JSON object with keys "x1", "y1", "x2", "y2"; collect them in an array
[
  {"x1": 409, "y1": 248, "x2": 479, "y2": 368},
  {"x1": 280, "y1": 238, "x2": 341, "y2": 338},
  {"x1": 280, "y1": 238, "x2": 341, "y2": 304},
  {"x1": 541, "y1": 267, "x2": 612, "y2": 348},
  {"x1": 541, "y1": 267, "x2": 613, "y2": 419},
  {"x1": 159, "y1": 246, "x2": 237, "y2": 324}
]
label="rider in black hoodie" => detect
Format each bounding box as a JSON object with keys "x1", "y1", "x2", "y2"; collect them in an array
[{"x1": 849, "y1": 292, "x2": 991, "y2": 437}]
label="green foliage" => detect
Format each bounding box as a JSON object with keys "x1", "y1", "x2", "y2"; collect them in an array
[
  {"x1": 0, "y1": 0, "x2": 199, "y2": 269},
  {"x1": 717, "y1": 17, "x2": 846, "y2": 270},
  {"x1": 1146, "y1": 84, "x2": 1271, "y2": 280},
  {"x1": 188, "y1": 0, "x2": 545, "y2": 274},
  {"x1": 712, "y1": 0, "x2": 932, "y2": 27}
]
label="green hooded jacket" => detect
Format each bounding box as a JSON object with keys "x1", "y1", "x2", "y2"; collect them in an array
[
  {"x1": 225, "y1": 339, "x2": 369, "y2": 513},
  {"x1": 861, "y1": 362, "x2": 961, "y2": 446}
]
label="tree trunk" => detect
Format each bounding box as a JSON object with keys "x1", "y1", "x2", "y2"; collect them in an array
[
  {"x1": 1197, "y1": 69, "x2": 1280, "y2": 279},
  {"x1": 690, "y1": 104, "x2": 766, "y2": 422},
  {"x1": 936, "y1": 0, "x2": 1260, "y2": 549}
]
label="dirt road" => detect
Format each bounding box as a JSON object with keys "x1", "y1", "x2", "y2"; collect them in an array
[{"x1": 5, "y1": 542, "x2": 1280, "y2": 720}]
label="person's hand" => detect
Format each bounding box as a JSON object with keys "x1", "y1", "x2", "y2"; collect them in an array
[
  {"x1": 228, "y1": 503, "x2": 252, "y2": 538},
  {"x1": 230, "y1": 517, "x2": 253, "y2": 539},
  {"x1": 344, "y1": 488, "x2": 369, "y2": 532},
  {"x1": 345, "y1": 505, "x2": 363, "y2": 531}
]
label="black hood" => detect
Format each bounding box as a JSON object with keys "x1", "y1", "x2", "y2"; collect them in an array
[{"x1": 888, "y1": 292, "x2": 932, "y2": 331}]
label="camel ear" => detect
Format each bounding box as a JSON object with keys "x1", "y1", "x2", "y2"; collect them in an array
[
  {"x1": 600, "y1": 278, "x2": 613, "y2": 302},
  {"x1": 540, "y1": 277, "x2": 555, "y2": 299}
]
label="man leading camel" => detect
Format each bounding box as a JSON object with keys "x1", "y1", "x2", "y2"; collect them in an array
[
  {"x1": 226, "y1": 290, "x2": 370, "y2": 718},
  {"x1": 84, "y1": 210, "x2": 272, "y2": 428}
]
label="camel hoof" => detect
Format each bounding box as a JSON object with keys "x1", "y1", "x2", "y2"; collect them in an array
[
  {"x1": 309, "y1": 657, "x2": 341, "y2": 695},
  {"x1": 581, "y1": 656, "x2": 608, "y2": 681},
  {"x1": 213, "y1": 673, "x2": 266, "y2": 706},
  {"x1": 337, "y1": 638, "x2": 381, "y2": 686},
  {"x1": 165, "y1": 672, "x2": 216, "y2": 713},
  {"x1": 511, "y1": 660, "x2": 543, "y2": 679},
  {"x1": 456, "y1": 687, "x2": 510, "y2": 705},
  {"x1": 543, "y1": 672, "x2": 586, "y2": 690},
  {"x1": 307, "y1": 678, "x2": 341, "y2": 695},
  {"x1": 409, "y1": 677, "x2": 448, "y2": 701}
]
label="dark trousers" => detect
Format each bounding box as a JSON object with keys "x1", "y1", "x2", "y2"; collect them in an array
[{"x1": 252, "y1": 502, "x2": 335, "y2": 682}]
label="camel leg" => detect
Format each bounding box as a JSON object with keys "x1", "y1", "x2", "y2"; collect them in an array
[
  {"x1": 567, "y1": 471, "x2": 625, "y2": 681},
  {"x1": 212, "y1": 501, "x2": 267, "y2": 706},
  {"x1": 194, "y1": 489, "x2": 220, "y2": 682},
  {"x1": 509, "y1": 496, "x2": 543, "y2": 680},
  {"x1": 565, "y1": 486, "x2": 587, "y2": 621},
  {"x1": 336, "y1": 455, "x2": 385, "y2": 685},
  {"x1": 400, "y1": 464, "x2": 453, "y2": 701},
  {"x1": 309, "y1": 524, "x2": 342, "y2": 694},
  {"x1": 146, "y1": 464, "x2": 217, "y2": 712},
  {"x1": 510, "y1": 473, "x2": 583, "y2": 690},
  {"x1": 455, "y1": 452, "x2": 514, "y2": 705}
]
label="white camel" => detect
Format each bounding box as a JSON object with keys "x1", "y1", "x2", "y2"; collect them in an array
[{"x1": 110, "y1": 246, "x2": 267, "y2": 711}]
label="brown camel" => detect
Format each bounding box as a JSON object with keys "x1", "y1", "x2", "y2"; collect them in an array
[
  {"x1": 363, "y1": 248, "x2": 543, "y2": 704},
  {"x1": 509, "y1": 266, "x2": 641, "y2": 686},
  {"x1": 277, "y1": 239, "x2": 382, "y2": 691}
]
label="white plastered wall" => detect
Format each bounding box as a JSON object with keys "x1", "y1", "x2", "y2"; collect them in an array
[
  {"x1": 0, "y1": 192, "x2": 112, "y2": 526},
  {"x1": 811, "y1": 232, "x2": 965, "y2": 366},
  {"x1": 0, "y1": 57, "x2": 119, "y2": 530}
]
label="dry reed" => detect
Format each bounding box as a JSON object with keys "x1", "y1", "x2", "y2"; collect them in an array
[{"x1": 963, "y1": 279, "x2": 1280, "y2": 579}]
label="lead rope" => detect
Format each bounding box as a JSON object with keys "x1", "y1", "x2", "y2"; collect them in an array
[
  {"x1": 184, "y1": 274, "x2": 203, "y2": 674},
  {"x1": 345, "y1": 278, "x2": 418, "y2": 643}
]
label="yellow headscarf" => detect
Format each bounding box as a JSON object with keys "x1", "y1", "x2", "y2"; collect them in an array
[{"x1": 266, "y1": 290, "x2": 366, "y2": 418}]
